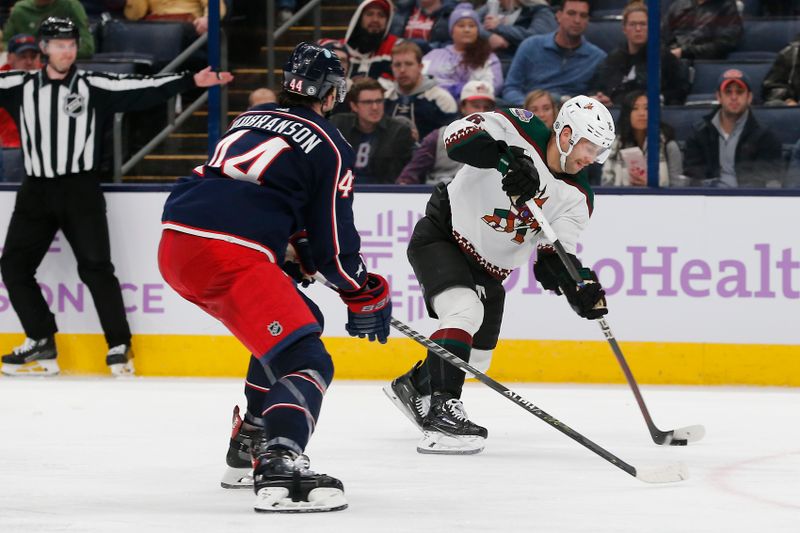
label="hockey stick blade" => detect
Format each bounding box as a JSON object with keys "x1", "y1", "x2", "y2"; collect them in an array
[
  {"x1": 635, "y1": 462, "x2": 690, "y2": 484},
  {"x1": 520, "y1": 195, "x2": 705, "y2": 448},
  {"x1": 659, "y1": 424, "x2": 706, "y2": 446},
  {"x1": 388, "y1": 317, "x2": 688, "y2": 484}
]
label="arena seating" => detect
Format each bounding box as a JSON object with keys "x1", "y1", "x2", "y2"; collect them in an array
[
  {"x1": 583, "y1": 18, "x2": 625, "y2": 54},
  {"x1": 96, "y1": 20, "x2": 187, "y2": 71},
  {"x1": 687, "y1": 60, "x2": 774, "y2": 104},
  {"x1": 729, "y1": 17, "x2": 800, "y2": 60}
]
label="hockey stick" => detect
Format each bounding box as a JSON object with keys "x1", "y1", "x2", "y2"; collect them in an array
[
  {"x1": 389, "y1": 317, "x2": 687, "y2": 483},
  {"x1": 522, "y1": 197, "x2": 705, "y2": 446},
  {"x1": 314, "y1": 275, "x2": 686, "y2": 483}
]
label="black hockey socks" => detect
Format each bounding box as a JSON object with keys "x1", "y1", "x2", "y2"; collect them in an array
[
  {"x1": 245, "y1": 354, "x2": 270, "y2": 423},
  {"x1": 258, "y1": 334, "x2": 333, "y2": 453},
  {"x1": 427, "y1": 328, "x2": 472, "y2": 398}
]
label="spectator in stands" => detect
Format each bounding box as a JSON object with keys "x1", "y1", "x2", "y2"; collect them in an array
[
  {"x1": 385, "y1": 41, "x2": 457, "y2": 139},
  {"x1": 422, "y1": 2, "x2": 502, "y2": 101},
  {"x1": 502, "y1": 0, "x2": 605, "y2": 105},
  {"x1": 478, "y1": 0, "x2": 557, "y2": 61},
  {"x1": 662, "y1": 0, "x2": 742, "y2": 61},
  {"x1": 124, "y1": 0, "x2": 226, "y2": 35},
  {"x1": 320, "y1": 39, "x2": 354, "y2": 115},
  {"x1": 3, "y1": 0, "x2": 94, "y2": 58},
  {"x1": 343, "y1": 0, "x2": 401, "y2": 81},
  {"x1": 590, "y1": 2, "x2": 689, "y2": 106},
  {"x1": 684, "y1": 69, "x2": 784, "y2": 188},
  {"x1": 523, "y1": 88, "x2": 557, "y2": 129},
  {"x1": 397, "y1": 79, "x2": 495, "y2": 185},
  {"x1": 1, "y1": 34, "x2": 41, "y2": 155},
  {"x1": 601, "y1": 91, "x2": 682, "y2": 187},
  {"x1": 786, "y1": 138, "x2": 800, "y2": 188},
  {"x1": 393, "y1": 0, "x2": 455, "y2": 54},
  {"x1": 763, "y1": 36, "x2": 800, "y2": 106},
  {"x1": 331, "y1": 77, "x2": 415, "y2": 184},
  {"x1": 248, "y1": 87, "x2": 276, "y2": 108}
]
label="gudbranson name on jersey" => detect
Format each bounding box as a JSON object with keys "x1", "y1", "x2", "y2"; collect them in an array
[{"x1": 229, "y1": 112, "x2": 323, "y2": 154}]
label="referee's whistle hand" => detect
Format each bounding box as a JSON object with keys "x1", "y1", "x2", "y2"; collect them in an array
[{"x1": 194, "y1": 66, "x2": 234, "y2": 87}]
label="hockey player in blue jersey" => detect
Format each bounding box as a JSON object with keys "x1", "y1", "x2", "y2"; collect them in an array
[{"x1": 158, "y1": 42, "x2": 392, "y2": 513}]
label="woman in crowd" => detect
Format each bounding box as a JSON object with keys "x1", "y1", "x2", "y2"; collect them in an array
[
  {"x1": 422, "y1": 2, "x2": 503, "y2": 101},
  {"x1": 523, "y1": 89, "x2": 558, "y2": 129},
  {"x1": 602, "y1": 90, "x2": 683, "y2": 187}
]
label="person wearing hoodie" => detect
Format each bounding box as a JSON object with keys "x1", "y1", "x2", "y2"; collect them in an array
[
  {"x1": 385, "y1": 41, "x2": 458, "y2": 139},
  {"x1": 343, "y1": 0, "x2": 401, "y2": 81},
  {"x1": 422, "y1": 2, "x2": 503, "y2": 101},
  {"x1": 478, "y1": 0, "x2": 557, "y2": 61},
  {"x1": 393, "y1": 0, "x2": 455, "y2": 54}
]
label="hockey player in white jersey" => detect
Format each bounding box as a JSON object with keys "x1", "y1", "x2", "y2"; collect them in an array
[{"x1": 384, "y1": 95, "x2": 615, "y2": 454}]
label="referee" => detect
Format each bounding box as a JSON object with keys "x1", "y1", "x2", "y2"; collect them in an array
[{"x1": 0, "y1": 17, "x2": 232, "y2": 376}]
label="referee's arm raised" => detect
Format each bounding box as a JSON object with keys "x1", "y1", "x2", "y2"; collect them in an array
[{"x1": 86, "y1": 66, "x2": 233, "y2": 114}]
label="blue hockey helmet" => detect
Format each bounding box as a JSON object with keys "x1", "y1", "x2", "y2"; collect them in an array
[
  {"x1": 283, "y1": 42, "x2": 347, "y2": 103},
  {"x1": 38, "y1": 17, "x2": 80, "y2": 43}
]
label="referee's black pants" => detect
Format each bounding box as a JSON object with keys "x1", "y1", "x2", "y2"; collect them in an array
[{"x1": 0, "y1": 175, "x2": 132, "y2": 348}]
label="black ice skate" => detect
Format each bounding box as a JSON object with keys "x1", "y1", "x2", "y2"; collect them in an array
[
  {"x1": 106, "y1": 344, "x2": 134, "y2": 376},
  {"x1": 418, "y1": 393, "x2": 488, "y2": 455},
  {"x1": 1, "y1": 336, "x2": 59, "y2": 376},
  {"x1": 253, "y1": 447, "x2": 347, "y2": 513},
  {"x1": 220, "y1": 406, "x2": 260, "y2": 489},
  {"x1": 383, "y1": 360, "x2": 430, "y2": 431}
]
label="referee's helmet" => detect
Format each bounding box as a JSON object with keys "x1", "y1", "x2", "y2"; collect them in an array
[{"x1": 38, "y1": 17, "x2": 80, "y2": 45}]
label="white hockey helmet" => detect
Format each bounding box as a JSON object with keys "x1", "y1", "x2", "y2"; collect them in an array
[{"x1": 552, "y1": 95, "x2": 616, "y2": 171}]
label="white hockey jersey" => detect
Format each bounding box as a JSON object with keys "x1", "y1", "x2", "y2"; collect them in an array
[{"x1": 442, "y1": 108, "x2": 594, "y2": 279}]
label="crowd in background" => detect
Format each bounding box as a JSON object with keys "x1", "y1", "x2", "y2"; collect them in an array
[{"x1": 2, "y1": 0, "x2": 800, "y2": 188}]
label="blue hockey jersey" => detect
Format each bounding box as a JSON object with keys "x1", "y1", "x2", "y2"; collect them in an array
[{"x1": 161, "y1": 103, "x2": 366, "y2": 291}]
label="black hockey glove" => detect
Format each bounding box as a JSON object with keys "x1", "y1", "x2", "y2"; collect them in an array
[
  {"x1": 500, "y1": 146, "x2": 540, "y2": 208},
  {"x1": 533, "y1": 250, "x2": 608, "y2": 320},
  {"x1": 339, "y1": 273, "x2": 392, "y2": 343},
  {"x1": 283, "y1": 230, "x2": 316, "y2": 287}
]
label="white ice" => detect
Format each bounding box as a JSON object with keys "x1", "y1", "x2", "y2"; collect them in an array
[{"x1": 0, "y1": 377, "x2": 798, "y2": 533}]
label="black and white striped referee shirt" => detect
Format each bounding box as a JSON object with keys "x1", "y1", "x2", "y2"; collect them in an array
[{"x1": 0, "y1": 67, "x2": 194, "y2": 178}]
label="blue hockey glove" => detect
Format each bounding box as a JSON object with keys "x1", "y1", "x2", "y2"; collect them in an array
[{"x1": 339, "y1": 273, "x2": 392, "y2": 343}]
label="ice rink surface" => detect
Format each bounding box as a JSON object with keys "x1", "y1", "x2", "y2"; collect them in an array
[{"x1": 0, "y1": 377, "x2": 797, "y2": 533}]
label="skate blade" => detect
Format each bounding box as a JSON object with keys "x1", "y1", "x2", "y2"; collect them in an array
[
  {"x1": 254, "y1": 487, "x2": 348, "y2": 513},
  {"x1": 109, "y1": 361, "x2": 135, "y2": 377},
  {"x1": 1, "y1": 360, "x2": 60, "y2": 377},
  {"x1": 382, "y1": 384, "x2": 425, "y2": 431},
  {"x1": 417, "y1": 430, "x2": 485, "y2": 455},
  {"x1": 220, "y1": 467, "x2": 253, "y2": 489}
]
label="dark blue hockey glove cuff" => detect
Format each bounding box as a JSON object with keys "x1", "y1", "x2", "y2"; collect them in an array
[{"x1": 340, "y1": 273, "x2": 392, "y2": 343}]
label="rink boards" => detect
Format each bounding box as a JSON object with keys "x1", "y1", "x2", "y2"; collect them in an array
[{"x1": 0, "y1": 190, "x2": 798, "y2": 385}]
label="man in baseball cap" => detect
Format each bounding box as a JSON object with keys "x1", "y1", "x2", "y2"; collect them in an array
[
  {"x1": 4, "y1": 34, "x2": 41, "y2": 71},
  {"x1": 459, "y1": 80, "x2": 495, "y2": 114},
  {"x1": 682, "y1": 67, "x2": 784, "y2": 187},
  {"x1": 1, "y1": 34, "x2": 42, "y2": 155}
]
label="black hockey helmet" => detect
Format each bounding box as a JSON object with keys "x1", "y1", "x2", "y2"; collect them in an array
[
  {"x1": 38, "y1": 17, "x2": 80, "y2": 43},
  {"x1": 283, "y1": 42, "x2": 347, "y2": 103}
]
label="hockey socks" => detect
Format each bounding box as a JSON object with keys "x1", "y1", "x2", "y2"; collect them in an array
[
  {"x1": 427, "y1": 328, "x2": 473, "y2": 398},
  {"x1": 244, "y1": 355, "x2": 271, "y2": 423},
  {"x1": 258, "y1": 334, "x2": 333, "y2": 453}
]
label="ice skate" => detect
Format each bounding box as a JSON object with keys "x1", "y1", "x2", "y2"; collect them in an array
[
  {"x1": 1, "y1": 337, "x2": 59, "y2": 376},
  {"x1": 253, "y1": 447, "x2": 347, "y2": 513},
  {"x1": 417, "y1": 393, "x2": 487, "y2": 455},
  {"x1": 221, "y1": 406, "x2": 259, "y2": 489},
  {"x1": 383, "y1": 361, "x2": 430, "y2": 431},
  {"x1": 106, "y1": 344, "x2": 134, "y2": 376}
]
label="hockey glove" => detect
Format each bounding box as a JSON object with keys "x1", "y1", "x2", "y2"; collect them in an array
[
  {"x1": 339, "y1": 273, "x2": 392, "y2": 343},
  {"x1": 534, "y1": 251, "x2": 608, "y2": 320},
  {"x1": 500, "y1": 146, "x2": 540, "y2": 208},
  {"x1": 283, "y1": 230, "x2": 316, "y2": 287}
]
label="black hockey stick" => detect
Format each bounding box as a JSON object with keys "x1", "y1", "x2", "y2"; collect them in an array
[
  {"x1": 388, "y1": 316, "x2": 687, "y2": 483},
  {"x1": 314, "y1": 276, "x2": 685, "y2": 482},
  {"x1": 522, "y1": 198, "x2": 705, "y2": 446}
]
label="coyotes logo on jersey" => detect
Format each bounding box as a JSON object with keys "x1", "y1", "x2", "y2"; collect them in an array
[{"x1": 481, "y1": 189, "x2": 549, "y2": 244}]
